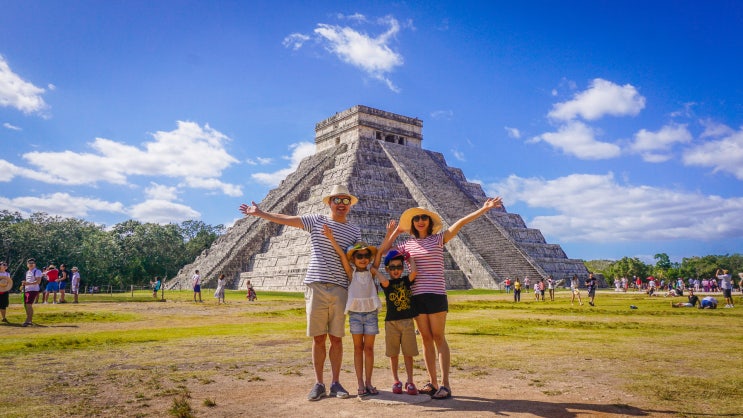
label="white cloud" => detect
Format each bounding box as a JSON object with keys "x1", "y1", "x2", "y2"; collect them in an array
[
  {"x1": 682, "y1": 126, "x2": 743, "y2": 180},
  {"x1": 145, "y1": 183, "x2": 178, "y2": 201},
  {"x1": 288, "y1": 15, "x2": 405, "y2": 92},
  {"x1": 128, "y1": 199, "x2": 200, "y2": 224},
  {"x1": 699, "y1": 119, "x2": 735, "y2": 138},
  {"x1": 252, "y1": 141, "x2": 315, "y2": 186},
  {"x1": 630, "y1": 123, "x2": 692, "y2": 162},
  {"x1": 0, "y1": 55, "x2": 49, "y2": 115},
  {"x1": 532, "y1": 120, "x2": 621, "y2": 159},
  {"x1": 548, "y1": 78, "x2": 645, "y2": 121},
  {"x1": 504, "y1": 127, "x2": 521, "y2": 139},
  {"x1": 246, "y1": 157, "x2": 273, "y2": 166},
  {"x1": 487, "y1": 173, "x2": 743, "y2": 242},
  {"x1": 3, "y1": 122, "x2": 21, "y2": 131},
  {"x1": 431, "y1": 110, "x2": 454, "y2": 120},
  {"x1": 337, "y1": 13, "x2": 367, "y2": 23},
  {"x1": 18, "y1": 121, "x2": 242, "y2": 195},
  {"x1": 451, "y1": 149, "x2": 465, "y2": 162},
  {"x1": 282, "y1": 33, "x2": 310, "y2": 51},
  {"x1": 0, "y1": 192, "x2": 125, "y2": 219}
]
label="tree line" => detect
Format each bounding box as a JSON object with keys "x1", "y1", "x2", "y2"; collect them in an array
[
  {"x1": 0, "y1": 211, "x2": 224, "y2": 290},
  {"x1": 585, "y1": 253, "x2": 743, "y2": 285}
]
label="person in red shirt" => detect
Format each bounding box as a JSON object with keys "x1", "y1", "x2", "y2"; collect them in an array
[{"x1": 43, "y1": 264, "x2": 60, "y2": 304}]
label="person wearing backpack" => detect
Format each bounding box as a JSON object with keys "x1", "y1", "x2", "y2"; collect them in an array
[{"x1": 23, "y1": 258, "x2": 43, "y2": 327}]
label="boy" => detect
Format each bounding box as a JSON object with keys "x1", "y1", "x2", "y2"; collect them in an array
[{"x1": 380, "y1": 249, "x2": 420, "y2": 395}]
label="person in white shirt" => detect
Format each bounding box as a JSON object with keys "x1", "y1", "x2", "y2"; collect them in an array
[
  {"x1": 192, "y1": 270, "x2": 202, "y2": 302},
  {"x1": 716, "y1": 269, "x2": 734, "y2": 308},
  {"x1": 23, "y1": 258, "x2": 43, "y2": 327}
]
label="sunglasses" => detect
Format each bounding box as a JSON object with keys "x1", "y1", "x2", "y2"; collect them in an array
[
  {"x1": 331, "y1": 197, "x2": 352, "y2": 205},
  {"x1": 412, "y1": 214, "x2": 430, "y2": 222},
  {"x1": 387, "y1": 265, "x2": 404, "y2": 271},
  {"x1": 353, "y1": 252, "x2": 372, "y2": 259}
]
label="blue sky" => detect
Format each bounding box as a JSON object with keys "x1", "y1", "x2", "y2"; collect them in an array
[{"x1": 1, "y1": 1, "x2": 741, "y2": 263}]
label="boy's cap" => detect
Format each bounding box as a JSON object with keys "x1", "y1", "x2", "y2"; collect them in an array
[{"x1": 384, "y1": 249, "x2": 409, "y2": 266}]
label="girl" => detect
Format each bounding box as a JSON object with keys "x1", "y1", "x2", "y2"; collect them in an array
[
  {"x1": 323, "y1": 225, "x2": 384, "y2": 397},
  {"x1": 214, "y1": 274, "x2": 226, "y2": 304},
  {"x1": 571, "y1": 274, "x2": 583, "y2": 306}
]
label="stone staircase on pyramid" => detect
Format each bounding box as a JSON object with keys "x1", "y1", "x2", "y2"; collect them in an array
[{"x1": 167, "y1": 105, "x2": 588, "y2": 291}]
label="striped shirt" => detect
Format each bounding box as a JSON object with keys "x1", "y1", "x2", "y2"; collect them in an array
[
  {"x1": 398, "y1": 233, "x2": 446, "y2": 295},
  {"x1": 301, "y1": 214, "x2": 361, "y2": 288}
]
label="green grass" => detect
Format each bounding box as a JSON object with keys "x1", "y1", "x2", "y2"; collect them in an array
[{"x1": 1, "y1": 289, "x2": 741, "y2": 417}]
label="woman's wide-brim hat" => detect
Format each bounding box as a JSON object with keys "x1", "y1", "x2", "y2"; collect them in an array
[
  {"x1": 345, "y1": 242, "x2": 378, "y2": 262},
  {"x1": 399, "y1": 207, "x2": 443, "y2": 234},
  {"x1": 0, "y1": 275, "x2": 13, "y2": 293},
  {"x1": 322, "y1": 184, "x2": 359, "y2": 206}
]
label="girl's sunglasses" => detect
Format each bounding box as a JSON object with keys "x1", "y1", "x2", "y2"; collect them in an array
[{"x1": 353, "y1": 252, "x2": 372, "y2": 259}]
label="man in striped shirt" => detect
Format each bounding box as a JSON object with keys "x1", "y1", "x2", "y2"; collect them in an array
[{"x1": 239, "y1": 185, "x2": 361, "y2": 401}]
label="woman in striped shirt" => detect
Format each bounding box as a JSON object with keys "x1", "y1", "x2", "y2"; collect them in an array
[{"x1": 383, "y1": 197, "x2": 503, "y2": 399}]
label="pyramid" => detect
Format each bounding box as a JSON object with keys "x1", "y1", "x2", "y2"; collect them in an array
[{"x1": 167, "y1": 105, "x2": 588, "y2": 291}]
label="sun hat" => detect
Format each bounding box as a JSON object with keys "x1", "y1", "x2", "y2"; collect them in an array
[
  {"x1": 72, "y1": 267, "x2": 78, "y2": 271},
  {"x1": 322, "y1": 184, "x2": 358, "y2": 206},
  {"x1": 0, "y1": 275, "x2": 12, "y2": 293},
  {"x1": 383, "y1": 249, "x2": 409, "y2": 266},
  {"x1": 399, "y1": 207, "x2": 443, "y2": 234},
  {"x1": 345, "y1": 242, "x2": 377, "y2": 262}
]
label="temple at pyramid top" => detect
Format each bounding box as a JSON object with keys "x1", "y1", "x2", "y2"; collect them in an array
[
  {"x1": 167, "y1": 105, "x2": 588, "y2": 291},
  {"x1": 315, "y1": 105, "x2": 423, "y2": 151}
]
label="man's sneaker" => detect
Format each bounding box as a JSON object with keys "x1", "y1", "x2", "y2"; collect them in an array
[
  {"x1": 329, "y1": 382, "x2": 350, "y2": 399},
  {"x1": 307, "y1": 383, "x2": 326, "y2": 401}
]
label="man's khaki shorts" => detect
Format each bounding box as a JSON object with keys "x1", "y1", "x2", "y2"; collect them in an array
[
  {"x1": 384, "y1": 318, "x2": 419, "y2": 357},
  {"x1": 305, "y1": 282, "x2": 347, "y2": 337}
]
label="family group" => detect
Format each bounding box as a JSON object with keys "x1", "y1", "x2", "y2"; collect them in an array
[{"x1": 239, "y1": 184, "x2": 503, "y2": 401}]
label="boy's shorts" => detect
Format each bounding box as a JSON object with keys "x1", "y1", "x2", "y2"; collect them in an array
[
  {"x1": 349, "y1": 310, "x2": 379, "y2": 335},
  {"x1": 305, "y1": 282, "x2": 347, "y2": 337},
  {"x1": 46, "y1": 282, "x2": 59, "y2": 292},
  {"x1": 385, "y1": 318, "x2": 419, "y2": 357},
  {"x1": 193, "y1": 284, "x2": 201, "y2": 292}
]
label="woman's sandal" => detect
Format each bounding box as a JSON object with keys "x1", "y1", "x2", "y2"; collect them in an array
[
  {"x1": 357, "y1": 387, "x2": 369, "y2": 397},
  {"x1": 366, "y1": 386, "x2": 379, "y2": 396},
  {"x1": 419, "y1": 382, "x2": 437, "y2": 396},
  {"x1": 432, "y1": 385, "x2": 451, "y2": 399}
]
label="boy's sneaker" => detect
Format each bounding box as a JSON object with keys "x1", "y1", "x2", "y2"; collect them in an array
[
  {"x1": 406, "y1": 382, "x2": 419, "y2": 395},
  {"x1": 307, "y1": 383, "x2": 326, "y2": 401},
  {"x1": 329, "y1": 381, "x2": 350, "y2": 399},
  {"x1": 392, "y1": 381, "x2": 403, "y2": 394}
]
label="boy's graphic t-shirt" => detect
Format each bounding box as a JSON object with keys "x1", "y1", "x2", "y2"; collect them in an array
[{"x1": 382, "y1": 275, "x2": 417, "y2": 321}]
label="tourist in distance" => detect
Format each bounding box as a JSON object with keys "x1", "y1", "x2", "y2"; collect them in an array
[
  {"x1": 700, "y1": 296, "x2": 718, "y2": 309},
  {"x1": 214, "y1": 274, "x2": 226, "y2": 304},
  {"x1": 192, "y1": 269, "x2": 203, "y2": 302},
  {"x1": 58, "y1": 264, "x2": 69, "y2": 303},
  {"x1": 23, "y1": 258, "x2": 43, "y2": 327},
  {"x1": 43, "y1": 264, "x2": 59, "y2": 304},
  {"x1": 513, "y1": 278, "x2": 521, "y2": 302},
  {"x1": 671, "y1": 288, "x2": 699, "y2": 308},
  {"x1": 586, "y1": 272, "x2": 597, "y2": 306},
  {"x1": 570, "y1": 274, "x2": 583, "y2": 306},
  {"x1": 239, "y1": 184, "x2": 361, "y2": 401},
  {"x1": 323, "y1": 226, "x2": 383, "y2": 397},
  {"x1": 380, "y1": 197, "x2": 504, "y2": 400},
  {"x1": 245, "y1": 280, "x2": 257, "y2": 301},
  {"x1": 716, "y1": 269, "x2": 734, "y2": 308},
  {"x1": 547, "y1": 275, "x2": 555, "y2": 301},
  {"x1": 0, "y1": 261, "x2": 11, "y2": 323},
  {"x1": 150, "y1": 276, "x2": 161, "y2": 298},
  {"x1": 70, "y1": 266, "x2": 81, "y2": 303}
]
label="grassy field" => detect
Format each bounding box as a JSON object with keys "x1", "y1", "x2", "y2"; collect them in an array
[{"x1": 1, "y1": 289, "x2": 741, "y2": 417}]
